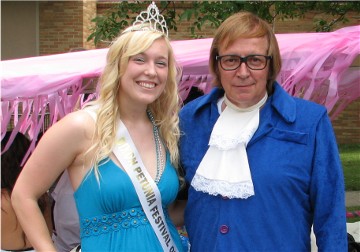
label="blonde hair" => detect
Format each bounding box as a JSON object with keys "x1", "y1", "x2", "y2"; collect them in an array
[
  {"x1": 86, "y1": 26, "x2": 181, "y2": 182},
  {"x1": 209, "y1": 11, "x2": 282, "y2": 94}
]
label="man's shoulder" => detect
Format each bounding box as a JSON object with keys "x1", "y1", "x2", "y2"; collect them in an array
[{"x1": 180, "y1": 88, "x2": 222, "y2": 115}]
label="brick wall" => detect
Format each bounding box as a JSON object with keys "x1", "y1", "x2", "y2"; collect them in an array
[
  {"x1": 39, "y1": 1, "x2": 96, "y2": 55},
  {"x1": 82, "y1": 0, "x2": 97, "y2": 50},
  {"x1": 333, "y1": 99, "x2": 360, "y2": 144},
  {"x1": 38, "y1": 2, "x2": 359, "y2": 144}
]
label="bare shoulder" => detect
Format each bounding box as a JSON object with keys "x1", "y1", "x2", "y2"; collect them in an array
[
  {"x1": 35, "y1": 109, "x2": 96, "y2": 155},
  {"x1": 47, "y1": 110, "x2": 95, "y2": 139},
  {"x1": 59, "y1": 110, "x2": 95, "y2": 129}
]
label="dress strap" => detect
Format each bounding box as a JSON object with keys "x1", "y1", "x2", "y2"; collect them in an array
[{"x1": 83, "y1": 106, "x2": 97, "y2": 121}]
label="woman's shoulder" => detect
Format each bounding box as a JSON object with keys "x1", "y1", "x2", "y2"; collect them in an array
[
  {"x1": 42, "y1": 109, "x2": 96, "y2": 146},
  {"x1": 56, "y1": 109, "x2": 96, "y2": 131},
  {"x1": 67, "y1": 108, "x2": 96, "y2": 123}
]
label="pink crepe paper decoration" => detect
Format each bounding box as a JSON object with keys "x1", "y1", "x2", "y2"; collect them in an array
[{"x1": 1, "y1": 25, "x2": 359, "y2": 158}]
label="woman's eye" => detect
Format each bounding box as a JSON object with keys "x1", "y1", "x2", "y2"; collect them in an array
[
  {"x1": 133, "y1": 57, "x2": 145, "y2": 63},
  {"x1": 156, "y1": 61, "x2": 167, "y2": 67}
]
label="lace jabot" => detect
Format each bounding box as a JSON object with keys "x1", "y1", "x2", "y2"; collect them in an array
[{"x1": 191, "y1": 93, "x2": 268, "y2": 199}]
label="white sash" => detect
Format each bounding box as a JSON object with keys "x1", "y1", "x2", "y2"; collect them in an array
[{"x1": 113, "y1": 121, "x2": 178, "y2": 252}]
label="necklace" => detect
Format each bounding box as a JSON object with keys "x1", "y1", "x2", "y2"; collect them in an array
[{"x1": 147, "y1": 110, "x2": 164, "y2": 184}]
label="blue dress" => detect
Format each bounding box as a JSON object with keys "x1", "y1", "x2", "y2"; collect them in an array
[{"x1": 74, "y1": 153, "x2": 184, "y2": 252}]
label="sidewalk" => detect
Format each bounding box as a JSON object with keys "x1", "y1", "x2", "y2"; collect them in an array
[{"x1": 346, "y1": 191, "x2": 360, "y2": 207}]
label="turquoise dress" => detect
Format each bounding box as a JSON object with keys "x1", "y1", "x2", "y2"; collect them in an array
[{"x1": 74, "y1": 153, "x2": 184, "y2": 252}]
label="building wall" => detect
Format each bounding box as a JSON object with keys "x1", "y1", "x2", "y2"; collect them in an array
[
  {"x1": 82, "y1": 0, "x2": 97, "y2": 49},
  {"x1": 332, "y1": 53, "x2": 360, "y2": 144},
  {"x1": 333, "y1": 99, "x2": 360, "y2": 144},
  {"x1": 39, "y1": 1, "x2": 96, "y2": 55},
  {"x1": 1, "y1": 1, "x2": 38, "y2": 60}
]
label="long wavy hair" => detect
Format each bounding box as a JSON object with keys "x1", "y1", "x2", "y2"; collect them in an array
[
  {"x1": 85, "y1": 26, "x2": 181, "y2": 182},
  {"x1": 209, "y1": 11, "x2": 282, "y2": 95}
]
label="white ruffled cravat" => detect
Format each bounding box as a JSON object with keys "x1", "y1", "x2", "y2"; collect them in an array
[{"x1": 191, "y1": 93, "x2": 268, "y2": 199}]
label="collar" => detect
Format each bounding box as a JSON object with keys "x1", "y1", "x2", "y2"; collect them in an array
[
  {"x1": 192, "y1": 82, "x2": 296, "y2": 124},
  {"x1": 192, "y1": 87, "x2": 224, "y2": 113},
  {"x1": 271, "y1": 82, "x2": 296, "y2": 123}
]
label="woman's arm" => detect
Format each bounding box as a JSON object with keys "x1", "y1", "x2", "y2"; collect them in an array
[{"x1": 11, "y1": 111, "x2": 94, "y2": 251}]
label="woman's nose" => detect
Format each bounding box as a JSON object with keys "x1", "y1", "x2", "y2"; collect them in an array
[{"x1": 145, "y1": 62, "x2": 157, "y2": 77}]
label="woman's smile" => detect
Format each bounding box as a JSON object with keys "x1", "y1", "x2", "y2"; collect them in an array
[{"x1": 137, "y1": 81, "x2": 157, "y2": 89}]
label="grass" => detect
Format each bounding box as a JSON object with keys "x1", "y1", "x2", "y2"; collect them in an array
[
  {"x1": 339, "y1": 144, "x2": 360, "y2": 191},
  {"x1": 340, "y1": 144, "x2": 360, "y2": 223}
]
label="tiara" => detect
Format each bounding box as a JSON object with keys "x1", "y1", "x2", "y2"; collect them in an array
[{"x1": 131, "y1": 1, "x2": 168, "y2": 36}]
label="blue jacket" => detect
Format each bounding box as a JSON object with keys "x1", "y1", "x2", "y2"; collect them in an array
[{"x1": 179, "y1": 83, "x2": 347, "y2": 251}]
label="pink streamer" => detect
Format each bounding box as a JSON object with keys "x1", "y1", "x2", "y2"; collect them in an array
[{"x1": 1, "y1": 26, "x2": 359, "y2": 154}]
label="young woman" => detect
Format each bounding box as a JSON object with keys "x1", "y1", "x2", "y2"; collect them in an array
[{"x1": 12, "y1": 4, "x2": 185, "y2": 251}]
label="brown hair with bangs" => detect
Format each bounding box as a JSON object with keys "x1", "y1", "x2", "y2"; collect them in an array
[{"x1": 209, "y1": 11, "x2": 282, "y2": 94}]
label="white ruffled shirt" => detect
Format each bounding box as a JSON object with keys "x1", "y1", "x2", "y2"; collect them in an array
[{"x1": 191, "y1": 93, "x2": 268, "y2": 199}]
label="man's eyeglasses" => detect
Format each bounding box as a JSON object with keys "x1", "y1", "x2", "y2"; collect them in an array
[{"x1": 216, "y1": 54, "x2": 272, "y2": 71}]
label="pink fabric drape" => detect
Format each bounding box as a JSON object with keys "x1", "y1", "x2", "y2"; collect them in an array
[{"x1": 1, "y1": 25, "x2": 359, "y2": 154}]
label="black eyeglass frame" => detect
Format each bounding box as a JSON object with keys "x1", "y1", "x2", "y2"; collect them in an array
[{"x1": 215, "y1": 54, "x2": 273, "y2": 71}]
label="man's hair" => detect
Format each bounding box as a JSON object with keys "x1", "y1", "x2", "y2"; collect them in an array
[{"x1": 209, "y1": 11, "x2": 282, "y2": 94}]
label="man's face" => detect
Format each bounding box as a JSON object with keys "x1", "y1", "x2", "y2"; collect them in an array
[{"x1": 218, "y1": 36, "x2": 270, "y2": 108}]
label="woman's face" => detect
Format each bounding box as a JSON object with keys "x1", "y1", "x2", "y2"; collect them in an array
[
  {"x1": 119, "y1": 38, "x2": 169, "y2": 108},
  {"x1": 218, "y1": 36, "x2": 270, "y2": 108}
]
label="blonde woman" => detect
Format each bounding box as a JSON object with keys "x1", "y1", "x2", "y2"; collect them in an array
[{"x1": 12, "y1": 3, "x2": 185, "y2": 251}]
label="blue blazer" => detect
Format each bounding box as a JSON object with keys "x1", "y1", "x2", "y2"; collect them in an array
[{"x1": 179, "y1": 82, "x2": 347, "y2": 251}]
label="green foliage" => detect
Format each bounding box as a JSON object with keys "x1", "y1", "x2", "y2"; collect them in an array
[
  {"x1": 180, "y1": 1, "x2": 359, "y2": 37},
  {"x1": 87, "y1": 1, "x2": 178, "y2": 45},
  {"x1": 88, "y1": 1, "x2": 360, "y2": 45},
  {"x1": 159, "y1": 1, "x2": 178, "y2": 33},
  {"x1": 87, "y1": 2, "x2": 143, "y2": 45},
  {"x1": 313, "y1": 2, "x2": 360, "y2": 31}
]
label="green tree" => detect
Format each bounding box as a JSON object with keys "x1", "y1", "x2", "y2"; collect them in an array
[{"x1": 88, "y1": 1, "x2": 360, "y2": 45}]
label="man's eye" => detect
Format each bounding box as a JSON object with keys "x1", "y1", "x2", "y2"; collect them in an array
[
  {"x1": 248, "y1": 56, "x2": 263, "y2": 65},
  {"x1": 250, "y1": 57, "x2": 260, "y2": 62},
  {"x1": 224, "y1": 57, "x2": 239, "y2": 64}
]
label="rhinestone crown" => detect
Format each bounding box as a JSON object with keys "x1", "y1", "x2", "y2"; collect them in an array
[{"x1": 131, "y1": 1, "x2": 168, "y2": 36}]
